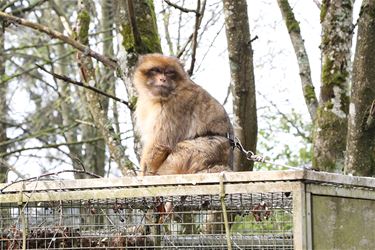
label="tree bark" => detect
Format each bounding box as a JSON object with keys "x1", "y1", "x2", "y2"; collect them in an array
[
  {"x1": 223, "y1": 0, "x2": 257, "y2": 171},
  {"x1": 313, "y1": 0, "x2": 353, "y2": 172},
  {"x1": 0, "y1": 5, "x2": 8, "y2": 182},
  {"x1": 115, "y1": 0, "x2": 162, "y2": 159},
  {"x1": 277, "y1": 0, "x2": 318, "y2": 121},
  {"x1": 345, "y1": 0, "x2": 375, "y2": 177}
]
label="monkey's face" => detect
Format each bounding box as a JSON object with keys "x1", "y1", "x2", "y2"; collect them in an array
[
  {"x1": 144, "y1": 66, "x2": 179, "y2": 97},
  {"x1": 134, "y1": 54, "x2": 188, "y2": 99}
]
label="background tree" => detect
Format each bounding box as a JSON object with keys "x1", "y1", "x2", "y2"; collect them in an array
[
  {"x1": 278, "y1": 0, "x2": 353, "y2": 173},
  {"x1": 313, "y1": 0, "x2": 353, "y2": 172},
  {"x1": 345, "y1": 0, "x2": 375, "y2": 176},
  {"x1": 0, "y1": 0, "x2": 374, "y2": 182},
  {"x1": 0, "y1": 0, "x2": 7, "y2": 182},
  {"x1": 223, "y1": 0, "x2": 257, "y2": 171}
]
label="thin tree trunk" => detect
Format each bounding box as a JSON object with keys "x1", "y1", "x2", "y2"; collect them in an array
[
  {"x1": 223, "y1": 0, "x2": 257, "y2": 171},
  {"x1": 345, "y1": 0, "x2": 375, "y2": 177},
  {"x1": 313, "y1": 0, "x2": 353, "y2": 172},
  {"x1": 0, "y1": 5, "x2": 8, "y2": 182},
  {"x1": 277, "y1": 0, "x2": 318, "y2": 121}
]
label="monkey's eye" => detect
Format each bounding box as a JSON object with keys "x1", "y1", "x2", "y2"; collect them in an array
[
  {"x1": 149, "y1": 67, "x2": 162, "y2": 74},
  {"x1": 165, "y1": 70, "x2": 176, "y2": 77}
]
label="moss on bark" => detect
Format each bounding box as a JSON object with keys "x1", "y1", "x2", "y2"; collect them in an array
[
  {"x1": 313, "y1": 0, "x2": 352, "y2": 172},
  {"x1": 278, "y1": 0, "x2": 300, "y2": 33},
  {"x1": 119, "y1": 0, "x2": 161, "y2": 55},
  {"x1": 77, "y1": 10, "x2": 90, "y2": 44}
]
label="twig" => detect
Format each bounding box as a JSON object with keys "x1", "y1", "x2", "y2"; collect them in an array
[
  {"x1": 50, "y1": 0, "x2": 73, "y2": 35},
  {"x1": 176, "y1": 0, "x2": 185, "y2": 52},
  {"x1": 0, "y1": 136, "x2": 103, "y2": 158},
  {"x1": 313, "y1": 0, "x2": 321, "y2": 9},
  {"x1": 11, "y1": 0, "x2": 48, "y2": 15},
  {"x1": 0, "y1": 11, "x2": 118, "y2": 69},
  {"x1": 0, "y1": 159, "x2": 26, "y2": 179},
  {"x1": 222, "y1": 82, "x2": 231, "y2": 105},
  {"x1": 177, "y1": 33, "x2": 193, "y2": 58},
  {"x1": 1, "y1": 0, "x2": 18, "y2": 11},
  {"x1": 188, "y1": 0, "x2": 206, "y2": 76},
  {"x1": 36, "y1": 64, "x2": 133, "y2": 110},
  {"x1": 164, "y1": 0, "x2": 198, "y2": 13},
  {"x1": 1, "y1": 50, "x2": 75, "y2": 85},
  {"x1": 195, "y1": 22, "x2": 225, "y2": 73},
  {"x1": 249, "y1": 35, "x2": 259, "y2": 44},
  {"x1": 162, "y1": 1, "x2": 174, "y2": 55},
  {"x1": 258, "y1": 91, "x2": 310, "y2": 141},
  {"x1": 1, "y1": 169, "x2": 102, "y2": 193}
]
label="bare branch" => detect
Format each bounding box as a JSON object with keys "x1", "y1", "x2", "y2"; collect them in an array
[
  {"x1": 161, "y1": 1, "x2": 175, "y2": 55},
  {"x1": 277, "y1": 0, "x2": 318, "y2": 121},
  {"x1": 188, "y1": 0, "x2": 206, "y2": 76},
  {"x1": 10, "y1": 0, "x2": 48, "y2": 15},
  {"x1": 258, "y1": 91, "x2": 310, "y2": 141},
  {"x1": 0, "y1": 11, "x2": 118, "y2": 69},
  {"x1": 0, "y1": 137, "x2": 103, "y2": 158},
  {"x1": 164, "y1": 0, "x2": 198, "y2": 14},
  {"x1": 313, "y1": 0, "x2": 321, "y2": 9},
  {"x1": 177, "y1": 33, "x2": 193, "y2": 58},
  {"x1": 36, "y1": 64, "x2": 133, "y2": 110},
  {"x1": 50, "y1": 0, "x2": 73, "y2": 35}
]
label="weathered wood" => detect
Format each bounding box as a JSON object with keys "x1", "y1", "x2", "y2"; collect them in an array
[
  {"x1": 292, "y1": 183, "x2": 307, "y2": 250},
  {"x1": 0, "y1": 181, "x2": 301, "y2": 203},
  {"x1": 1, "y1": 170, "x2": 374, "y2": 194},
  {"x1": 307, "y1": 183, "x2": 375, "y2": 200}
]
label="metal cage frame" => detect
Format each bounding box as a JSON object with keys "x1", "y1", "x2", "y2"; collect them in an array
[{"x1": 1, "y1": 170, "x2": 374, "y2": 249}]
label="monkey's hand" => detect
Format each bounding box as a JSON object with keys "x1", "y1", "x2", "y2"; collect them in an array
[{"x1": 141, "y1": 144, "x2": 172, "y2": 175}]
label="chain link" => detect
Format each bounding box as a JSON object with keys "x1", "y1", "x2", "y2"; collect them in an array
[{"x1": 227, "y1": 134, "x2": 305, "y2": 170}]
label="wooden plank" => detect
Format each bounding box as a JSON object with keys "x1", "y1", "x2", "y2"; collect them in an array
[
  {"x1": 306, "y1": 184, "x2": 375, "y2": 200},
  {"x1": 0, "y1": 181, "x2": 301, "y2": 203},
  {"x1": 306, "y1": 192, "x2": 313, "y2": 250},
  {"x1": 292, "y1": 183, "x2": 307, "y2": 250},
  {"x1": 0, "y1": 170, "x2": 306, "y2": 193},
  {"x1": 303, "y1": 171, "x2": 375, "y2": 189},
  {"x1": 1, "y1": 170, "x2": 374, "y2": 194}
]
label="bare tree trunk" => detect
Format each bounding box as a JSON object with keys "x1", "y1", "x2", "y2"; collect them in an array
[
  {"x1": 223, "y1": 0, "x2": 257, "y2": 171},
  {"x1": 277, "y1": 0, "x2": 318, "y2": 121},
  {"x1": 345, "y1": 0, "x2": 375, "y2": 177},
  {"x1": 0, "y1": 5, "x2": 8, "y2": 182},
  {"x1": 313, "y1": 0, "x2": 353, "y2": 172}
]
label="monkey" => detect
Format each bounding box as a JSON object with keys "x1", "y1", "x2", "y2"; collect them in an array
[{"x1": 133, "y1": 53, "x2": 234, "y2": 176}]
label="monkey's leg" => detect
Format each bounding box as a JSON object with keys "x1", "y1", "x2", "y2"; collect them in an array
[
  {"x1": 156, "y1": 136, "x2": 232, "y2": 175},
  {"x1": 141, "y1": 144, "x2": 172, "y2": 175}
]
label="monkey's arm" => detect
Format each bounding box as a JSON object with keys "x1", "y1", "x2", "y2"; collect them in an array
[{"x1": 140, "y1": 143, "x2": 172, "y2": 175}]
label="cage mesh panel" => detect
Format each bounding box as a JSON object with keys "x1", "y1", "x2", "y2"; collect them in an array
[{"x1": 0, "y1": 192, "x2": 293, "y2": 249}]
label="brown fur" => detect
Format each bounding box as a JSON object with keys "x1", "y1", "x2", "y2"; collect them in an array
[{"x1": 134, "y1": 53, "x2": 233, "y2": 176}]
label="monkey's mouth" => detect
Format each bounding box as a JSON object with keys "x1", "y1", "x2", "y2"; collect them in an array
[{"x1": 152, "y1": 86, "x2": 174, "y2": 97}]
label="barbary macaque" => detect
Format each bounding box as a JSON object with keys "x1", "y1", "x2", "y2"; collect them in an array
[{"x1": 133, "y1": 53, "x2": 233, "y2": 176}]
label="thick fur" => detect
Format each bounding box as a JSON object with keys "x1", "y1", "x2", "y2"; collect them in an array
[{"x1": 134, "y1": 54, "x2": 233, "y2": 176}]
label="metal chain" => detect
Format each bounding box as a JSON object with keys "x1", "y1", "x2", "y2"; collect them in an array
[{"x1": 227, "y1": 134, "x2": 305, "y2": 171}]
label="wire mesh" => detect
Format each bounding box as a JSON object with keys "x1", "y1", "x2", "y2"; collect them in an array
[{"x1": 0, "y1": 192, "x2": 293, "y2": 249}]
